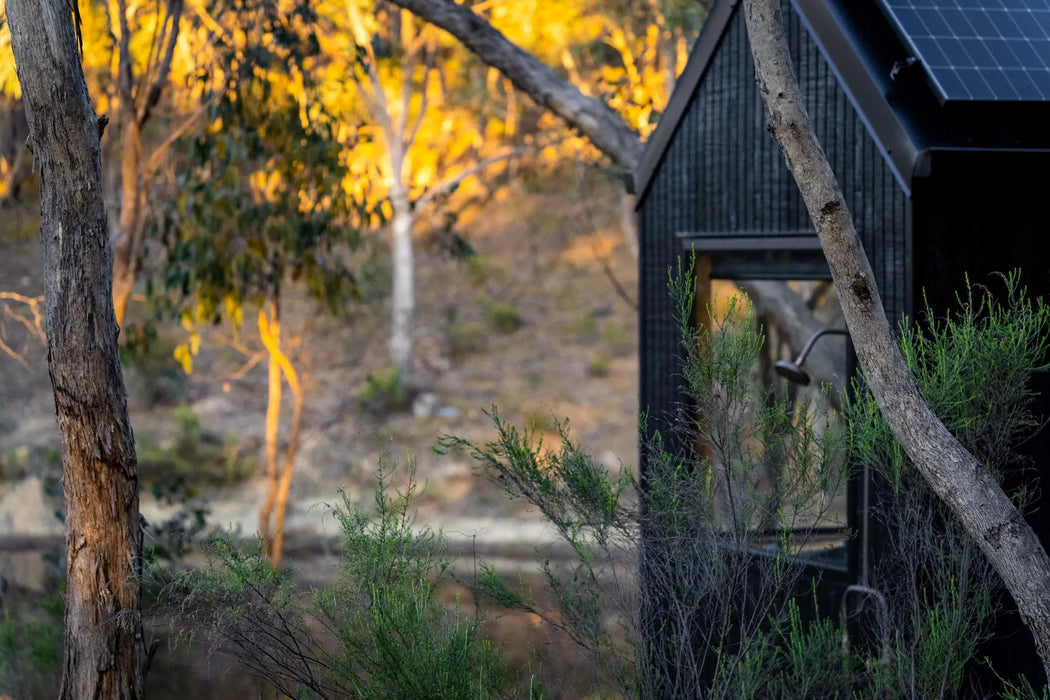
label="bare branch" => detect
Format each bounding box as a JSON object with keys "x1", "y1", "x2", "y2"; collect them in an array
[
  {"x1": 0, "y1": 292, "x2": 45, "y2": 368},
  {"x1": 144, "y1": 98, "x2": 213, "y2": 176},
  {"x1": 137, "y1": 0, "x2": 185, "y2": 126},
  {"x1": 385, "y1": 0, "x2": 644, "y2": 169},
  {"x1": 414, "y1": 145, "x2": 528, "y2": 209}
]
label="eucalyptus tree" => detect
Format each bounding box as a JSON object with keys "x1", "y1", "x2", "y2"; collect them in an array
[
  {"x1": 5, "y1": 0, "x2": 143, "y2": 695},
  {"x1": 322, "y1": 0, "x2": 527, "y2": 390},
  {"x1": 157, "y1": 0, "x2": 364, "y2": 566}
]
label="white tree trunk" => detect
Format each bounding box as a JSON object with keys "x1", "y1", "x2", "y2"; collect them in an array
[{"x1": 389, "y1": 180, "x2": 415, "y2": 384}]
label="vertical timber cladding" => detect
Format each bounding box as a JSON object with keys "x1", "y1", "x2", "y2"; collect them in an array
[{"x1": 638, "y1": 0, "x2": 910, "y2": 451}]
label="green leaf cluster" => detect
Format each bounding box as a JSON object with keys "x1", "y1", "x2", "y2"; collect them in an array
[{"x1": 155, "y1": 0, "x2": 373, "y2": 323}]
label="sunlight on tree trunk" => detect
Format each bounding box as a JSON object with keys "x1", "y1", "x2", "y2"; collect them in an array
[
  {"x1": 256, "y1": 300, "x2": 307, "y2": 567},
  {"x1": 6, "y1": 0, "x2": 144, "y2": 694},
  {"x1": 743, "y1": 0, "x2": 1050, "y2": 678},
  {"x1": 258, "y1": 302, "x2": 283, "y2": 562},
  {"x1": 270, "y1": 359, "x2": 305, "y2": 569}
]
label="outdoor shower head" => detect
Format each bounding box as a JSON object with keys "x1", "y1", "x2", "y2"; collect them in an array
[
  {"x1": 774, "y1": 328, "x2": 849, "y2": 386},
  {"x1": 774, "y1": 359, "x2": 812, "y2": 385}
]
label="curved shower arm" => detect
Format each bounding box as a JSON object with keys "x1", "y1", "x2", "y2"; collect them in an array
[{"x1": 794, "y1": 328, "x2": 849, "y2": 367}]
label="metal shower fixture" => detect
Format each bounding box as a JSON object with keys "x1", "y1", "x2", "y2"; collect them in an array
[{"x1": 774, "y1": 328, "x2": 849, "y2": 386}]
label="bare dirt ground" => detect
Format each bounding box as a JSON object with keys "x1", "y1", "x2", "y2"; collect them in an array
[{"x1": 0, "y1": 168, "x2": 640, "y2": 696}]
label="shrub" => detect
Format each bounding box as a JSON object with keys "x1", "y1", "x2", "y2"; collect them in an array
[
  {"x1": 359, "y1": 366, "x2": 407, "y2": 413},
  {"x1": 165, "y1": 458, "x2": 507, "y2": 699},
  {"x1": 478, "y1": 296, "x2": 524, "y2": 334},
  {"x1": 440, "y1": 269, "x2": 849, "y2": 697},
  {"x1": 446, "y1": 321, "x2": 488, "y2": 359},
  {"x1": 137, "y1": 404, "x2": 256, "y2": 488},
  {"x1": 440, "y1": 266, "x2": 1050, "y2": 698},
  {"x1": 586, "y1": 353, "x2": 610, "y2": 377},
  {"x1": 0, "y1": 590, "x2": 63, "y2": 698},
  {"x1": 842, "y1": 272, "x2": 1050, "y2": 697}
]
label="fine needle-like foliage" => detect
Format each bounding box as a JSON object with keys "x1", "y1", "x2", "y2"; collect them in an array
[
  {"x1": 439, "y1": 258, "x2": 849, "y2": 698},
  {"x1": 716, "y1": 272, "x2": 1050, "y2": 699},
  {"x1": 440, "y1": 266, "x2": 1050, "y2": 698},
  {"x1": 844, "y1": 271, "x2": 1050, "y2": 699},
  {"x1": 165, "y1": 456, "x2": 504, "y2": 699},
  {"x1": 152, "y1": 0, "x2": 368, "y2": 566}
]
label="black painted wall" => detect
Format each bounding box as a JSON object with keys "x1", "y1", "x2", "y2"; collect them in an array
[{"x1": 638, "y1": 0, "x2": 910, "y2": 452}]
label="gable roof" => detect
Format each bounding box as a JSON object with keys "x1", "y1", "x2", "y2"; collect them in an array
[{"x1": 630, "y1": 0, "x2": 1050, "y2": 202}]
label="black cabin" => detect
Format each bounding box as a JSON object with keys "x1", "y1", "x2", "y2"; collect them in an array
[{"x1": 630, "y1": 0, "x2": 1050, "y2": 685}]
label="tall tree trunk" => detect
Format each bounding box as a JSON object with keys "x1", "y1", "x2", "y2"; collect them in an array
[
  {"x1": 270, "y1": 360, "x2": 304, "y2": 569},
  {"x1": 258, "y1": 301, "x2": 282, "y2": 562},
  {"x1": 389, "y1": 177, "x2": 415, "y2": 385},
  {"x1": 5, "y1": 0, "x2": 144, "y2": 696},
  {"x1": 743, "y1": 0, "x2": 1050, "y2": 679},
  {"x1": 112, "y1": 117, "x2": 146, "y2": 327}
]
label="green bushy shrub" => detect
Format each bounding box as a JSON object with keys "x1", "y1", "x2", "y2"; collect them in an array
[{"x1": 166, "y1": 458, "x2": 507, "y2": 699}]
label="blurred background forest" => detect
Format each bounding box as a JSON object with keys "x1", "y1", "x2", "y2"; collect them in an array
[{"x1": 0, "y1": 0, "x2": 706, "y2": 694}]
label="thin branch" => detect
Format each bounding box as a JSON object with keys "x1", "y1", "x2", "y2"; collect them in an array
[
  {"x1": 0, "y1": 292, "x2": 45, "y2": 368},
  {"x1": 591, "y1": 242, "x2": 637, "y2": 310},
  {"x1": 346, "y1": 0, "x2": 392, "y2": 129},
  {"x1": 398, "y1": 11, "x2": 421, "y2": 142},
  {"x1": 115, "y1": 0, "x2": 135, "y2": 107},
  {"x1": 403, "y1": 60, "x2": 432, "y2": 152},
  {"x1": 144, "y1": 97, "x2": 213, "y2": 176},
  {"x1": 414, "y1": 145, "x2": 528, "y2": 210},
  {"x1": 137, "y1": 0, "x2": 185, "y2": 126}
]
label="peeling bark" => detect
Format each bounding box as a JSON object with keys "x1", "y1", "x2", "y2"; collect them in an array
[
  {"x1": 5, "y1": 0, "x2": 144, "y2": 695},
  {"x1": 744, "y1": 0, "x2": 1050, "y2": 679}
]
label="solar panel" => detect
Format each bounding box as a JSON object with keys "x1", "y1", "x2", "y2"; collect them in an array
[{"x1": 875, "y1": 0, "x2": 1050, "y2": 101}]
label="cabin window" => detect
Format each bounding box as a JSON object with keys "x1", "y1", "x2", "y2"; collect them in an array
[{"x1": 690, "y1": 250, "x2": 852, "y2": 571}]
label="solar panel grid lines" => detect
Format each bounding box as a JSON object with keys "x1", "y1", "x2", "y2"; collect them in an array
[{"x1": 875, "y1": 0, "x2": 1050, "y2": 101}]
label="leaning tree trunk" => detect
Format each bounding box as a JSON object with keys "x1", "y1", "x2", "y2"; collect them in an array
[
  {"x1": 743, "y1": 0, "x2": 1050, "y2": 679},
  {"x1": 5, "y1": 0, "x2": 144, "y2": 697},
  {"x1": 385, "y1": 0, "x2": 644, "y2": 170}
]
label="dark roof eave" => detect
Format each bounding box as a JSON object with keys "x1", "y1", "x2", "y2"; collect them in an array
[
  {"x1": 792, "y1": 0, "x2": 918, "y2": 195},
  {"x1": 630, "y1": 0, "x2": 925, "y2": 203}
]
